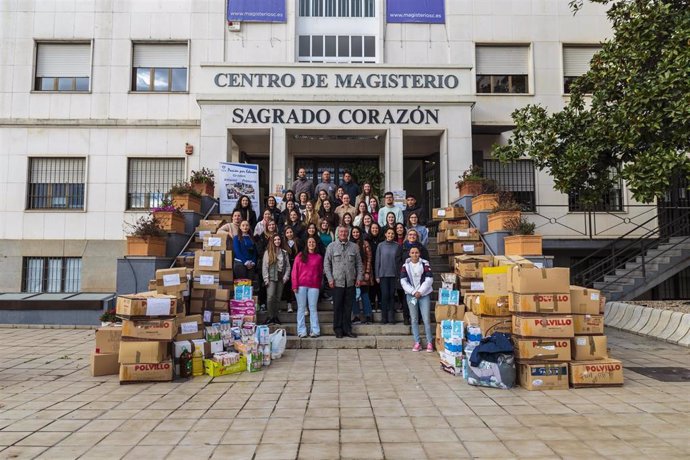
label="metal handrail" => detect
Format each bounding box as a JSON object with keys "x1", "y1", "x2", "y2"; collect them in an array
[{"x1": 169, "y1": 200, "x2": 219, "y2": 268}]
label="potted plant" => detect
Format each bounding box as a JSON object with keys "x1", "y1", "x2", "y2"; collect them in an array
[
  {"x1": 170, "y1": 181, "x2": 202, "y2": 213},
  {"x1": 503, "y1": 216, "x2": 542, "y2": 256},
  {"x1": 190, "y1": 167, "x2": 215, "y2": 197},
  {"x1": 152, "y1": 199, "x2": 186, "y2": 234},
  {"x1": 470, "y1": 180, "x2": 500, "y2": 213},
  {"x1": 456, "y1": 165, "x2": 485, "y2": 197},
  {"x1": 99, "y1": 308, "x2": 120, "y2": 326},
  {"x1": 125, "y1": 214, "x2": 168, "y2": 257},
  {"x1": 487, "y1": 192, "x2": 523, "y2": 232}
]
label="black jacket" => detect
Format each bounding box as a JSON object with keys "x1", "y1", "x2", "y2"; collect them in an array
[
  {"x1": 403, "y1": 204, "x2": 426, "y2": 226},
  {"x1": 396, "y1": 241, "x2": 430, "y2": 268}
]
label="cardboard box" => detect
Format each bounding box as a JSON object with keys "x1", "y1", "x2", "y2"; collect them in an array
[
  {"x1": 572, "y1": 335, "x2": 608, "y2": 361},
  {"x1": 437, "y1": 230, "x2": 447, "y2": 243},
  {"x1": 439, "y1": 351, "x2": 463, "y2": 377},
  {"x1": 437, "y1": 243, "x2": 450, "y2": 255},
  {"x1": 483, "y1": 266, "x2": 509, "y2": 296},
  {"x1": 447, "y1": 227, "x2": 480, "y2": 242},
  {"x1": 452, "y1": 241, "x2": 484, "y2": 255},
  {"x1": 121, "y1": 318, "x2": 177, "y2": 341},
  {"x1": 454, "y1": 255, "x2": 492, "y2": 279},
  {"x1": 464, "y1": 311, "x2": 511, "y2": 336},
  {"x1": 193, "y1": 271, "x2": 220, "y2": 290},
  {"x1": 90, "y1": 352, "x2": 120, "y2": 377},
  {"x1": 194, "y1": 251, "x2": 221, "y2": 272},
  {"x1": 432, "y1": 207, "x2": 465, "y2": 220},
  {"x1": 116, "y1": 293, "x2": 177, "y2": 318},
  {"x1": 568, "y1": 358, "x2": 624, "y2": 387},
  {"x1": 493, "y1": 255, "x2": 535, "y2": 268},
  {"x1": 465, "y1": 294, "x2": 510, "y2": 317},
  {"x1": 438, "y1": 289, "x2": 460, "y2": 305},
  {"x1": 573, "y1": 314, "x2": 605, "y2": 335},
  {"x1": 435, "y1": 324, "x2": 444, "y2": 352},
  {"x1": 219, "y1": 269, "x2": 234, "y2": 284},
  {"x1": 439, "y1": 219, "x2": 468, "y2": 231},
  {"x1": 175, "y1": 315, "x2": 204, "y2": 341},
  {"x1": 459, "y1": 279, "x2": 485, "y2": 293},
  {"x1": 95, "y1": 326, "x2": 122, "y2": 354},
  {"x1": 509, "y1": 292, "x2": 571, "y2": 314},
  {"x1": 512, "y1": 315, "x2": 575, "y2": 338},
  {"x1": 519, "y1": 362, "x2": 570, "y2": 390},
  {"x1": 204, "y1": 356, "x2": 247, "y2": 377},
  {"x1": 570, "y1": 286, "x2": 602, "y2": 315},
  {"x1": 175, "y1": 255, "x2": 195, "y2": 268},
  {"x1": 202, "y1": 233, "x2": 227, "y2": 251},
  {"x1": 119, "y1": 360, "x2": 174, "y2": 383},
  {"x1": 155, "y1": 268, "x2": 188, "y2": 295},
  {"x1": 198, "y1": 220, "x2": 225, "y2": 232},
  {"x1": 434, "y1": 304, "x2": 465, "y2": 322},
  {"x1": 508, "y1": 266, "x2": 570, "y2": 294},
  {"x1": 118, "y1": 341, "x2": 169, "y2": 364},
  {"x1": 513, "y1": 338, "x2": 572, "y2": 362}
]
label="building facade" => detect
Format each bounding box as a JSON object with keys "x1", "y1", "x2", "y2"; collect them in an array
[{"x1": 3, "y1": 0, "x2": 683, "y2": 297}]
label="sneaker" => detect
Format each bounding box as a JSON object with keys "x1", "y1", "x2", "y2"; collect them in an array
[
  {"x1": 352, "y1": 316, "x2": 361, "y2": 324},
  {"x1": 298, "y1": 334, "x2": 307, "y2": 339},
  {"x1": 273, "y1": 317, "x2": 282, "y2": 325},
  {"x1": 260, "y1": 304, "x2": 267, "y2": 312},
  {"x1": 310, "y1": 332, "x2": 320, "y2": 338},
  {"x1": 426, "y1": 343, "x2": 434, "y2": 353},
  {"x1": 412, "y1": 343, "x2": 422, "y2": 352},
  {"x1": 287, "y1": 303, "x2": 293, "y2": 313},
  {"x1": 365, "y1": 316, "x2": 373, "y2": 324}
]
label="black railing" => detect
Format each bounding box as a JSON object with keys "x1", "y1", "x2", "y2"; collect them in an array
[{"x1": 482, "y1": 159, "x2": 536, "y2": 211}]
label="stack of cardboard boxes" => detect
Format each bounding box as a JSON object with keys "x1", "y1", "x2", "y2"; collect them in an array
[
  {"x1": 432, "y1": 210, "x2": 467, "y2": 259},
  {"x1": 91, "y1": 326, "x2": 122, "y2": 376},
  {"x1": 116, "y1": 292, "x2": 180, "y2": 383},
  {"x1": 509, "y1": 266, "x2": 573, "y2": 390},
  {"x1": 454, "y1": 254, "x2": 491, "y2": 297},
  {"x1": 568, "y1": 286, "x2": 624, "y2": 387}
]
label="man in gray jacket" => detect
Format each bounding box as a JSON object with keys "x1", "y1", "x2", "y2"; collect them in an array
[
  {"x1": 324, "y1": 226, "x2": 363, "y2": 338},
  {"x1": 291, "y1": 167, "x2": 315, "y2": 200}
]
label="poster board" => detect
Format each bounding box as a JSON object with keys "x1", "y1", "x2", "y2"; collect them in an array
[
  {"x1": 219, "y1": 162, "x2": 260, "y2": 216},
  {"x1": 386, "y1": 0, "x2": 445, "y2": 24}
]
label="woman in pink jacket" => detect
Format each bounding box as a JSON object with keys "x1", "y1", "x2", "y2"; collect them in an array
[{"x1": 292, "y1": 236, "x2": 324, "y2": 338}]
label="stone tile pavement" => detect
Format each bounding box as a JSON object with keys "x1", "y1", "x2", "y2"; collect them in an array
[{"x1": 0, "y1": 327, "x2": 688, "y2": 459}]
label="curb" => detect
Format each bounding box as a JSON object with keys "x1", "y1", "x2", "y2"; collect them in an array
[{"x1": 605, "y1": 302, "x2": 690, "y2": 347}]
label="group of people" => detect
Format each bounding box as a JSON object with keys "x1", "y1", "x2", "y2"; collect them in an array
[{"x1": 217, "y1": 168, "x2": 434, "y2": 351}]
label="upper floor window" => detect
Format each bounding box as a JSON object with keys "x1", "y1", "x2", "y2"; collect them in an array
[
  {"x1": 569, "y1": 169, "x2": 624, "y2": 212},
  {"x1": 34, "y1": 42, "x2": 91, "y2": 92},
  {"x1": 298, "y1": 35, "x2": 376, "y2": 63},
  {"x1": 476, "y1": 45, "x2": 530, "y2": 94},
  {"x1": 482, "y1": 159, "x2": 536, "y2": 212},
  {"x1": 23, "y1": 257, "x2": 82, "y2": 293},
  {"x1": 299, "y1": 0, "x2": 375, "y2": 17},
  {"x1": 132, "y1": 43, "x2": 188, "y2": 92},
  {"x1": 563, "y1": 45, "x2": 601, "y2": 93},
  {"x1": 127, "y1": 158, "x2": 186, "y2": 210},
  {"x1": 27, "y1": 157, "x2": 86, "y2": 210}
]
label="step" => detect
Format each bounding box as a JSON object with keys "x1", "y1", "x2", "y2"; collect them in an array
[
  {"x1": 269, "y1": 323, "x2": 427, "y2": 337},
  {"x1": 286, "y1": 335, "x2": 425, "y2": 349},
  {"x1": 644, "y1": 249, "x2": 683, "y2": 259},
  {"x1": 257, "y1": 310, "x2": 408, "y2": 324},
  {"x1": 602, "y1": 275, "x2": 636, "y2": 285},
  {"x1": 614, "y1": 268, "x2": 657, "y2": 279}
]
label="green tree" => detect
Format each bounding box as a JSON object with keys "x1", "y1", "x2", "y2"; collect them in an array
[{"x1": 494, "y1": 0, "x2": 690, "y2": 204}]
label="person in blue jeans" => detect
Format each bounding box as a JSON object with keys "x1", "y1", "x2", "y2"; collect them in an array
[
  {"x1": 400, "y1": 246, "x2": 434, "y2": 352},
  {"x1": 291, "y1": 237, "x2": 324, "y2": 338},
  {"x1": 350, "y1": 226, "x2": 373, "y2": 324},
  {"x1": 375, "y1": 228, "x2": 400, "y2": 324}
]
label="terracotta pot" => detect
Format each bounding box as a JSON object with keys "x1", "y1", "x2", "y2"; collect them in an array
[
  {"x1": 457, "y1": 180, "x2": 484, "y2": 197},
  {"x1": 126, "y1": 236, "x2": 167, "y2": 256},
  {"x1": 172, "y1": 193, "x2": 202, "y2": 213},
  {"x1": 471, "y1": 194, "x2": 499, "y2": 213},
  {"x1": 487, "y1": 211, "x2": 522, "y2": 232},
  {"x1": 192, "y1": 182, "x2": 214, "y2": 197},
  {"x1": 154, "y1": 211, "x2": 186, "y2": 234},
  {"x1": 504, "y1": 234, "x2": 543, "y2": 256}
]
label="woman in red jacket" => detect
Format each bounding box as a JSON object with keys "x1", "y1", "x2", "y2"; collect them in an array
[{"x1": 292, "y1": 236, "x2": 324, "y2": 338}]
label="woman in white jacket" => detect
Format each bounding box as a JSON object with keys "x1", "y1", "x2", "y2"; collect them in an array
[{"x1": 400, "y1": 247, "x2": 434, "y2": 352}]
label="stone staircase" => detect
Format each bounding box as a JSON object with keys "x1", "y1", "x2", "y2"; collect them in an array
[{"x1": 594, "y1": 236, "x2": 690, "y2": 301}]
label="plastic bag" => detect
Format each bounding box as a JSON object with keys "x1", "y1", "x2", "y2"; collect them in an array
[{"x1": 269, "y1": 328, "x2": 287, "y2": 359}]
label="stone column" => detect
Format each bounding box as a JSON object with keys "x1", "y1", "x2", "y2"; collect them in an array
[
  {"x1": 387, "y1": 127, "x2": 404, "y2": 193},
  {"x1": 270, "y1": 127, "x2": 287, "y2": 194}
]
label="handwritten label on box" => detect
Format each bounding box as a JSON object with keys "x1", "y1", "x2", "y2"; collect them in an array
[
  {"x1": 162, "y1": 274, "x2": 180, "y2": 287},
  {"x1": 199, "y1": 256, "x2": 214, "y2": 267},
  {"x1": 180, "y1": 321, "x2": 199, "y2": 334},
  {"x1": 470, "y1": 281, "x2": 484, "y2": 291},
  {"x1": 146, "y1": 298, "x2": 171, "y2": 316},
  {"x1": 207, "y1": 237, "x2": 222, "y2": 247},
  {"x1": 463, "y1": 244, "x2": 475, "y2": 252},
  {"x1": 199, "y1": 275, "x2": 215, "y2": 285}
]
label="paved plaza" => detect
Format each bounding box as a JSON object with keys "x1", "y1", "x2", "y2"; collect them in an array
[{"x1": 0, "y1": 327, "x2": 687, "y2": 459}]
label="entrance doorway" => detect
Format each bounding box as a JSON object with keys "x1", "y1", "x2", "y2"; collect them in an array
[{"x1": 403, "y1": 131, "x2": 442, "y2": 218}]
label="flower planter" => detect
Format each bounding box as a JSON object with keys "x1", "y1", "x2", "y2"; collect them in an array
[
  {"x1": 126, "y1": 236, "x2": 167, "y2": 257},
  {"x1": 504, "y1": 234, "x2": 543, "y2": 256},
  {"x1": 172, "y1": 193, "x2": 201, "y2": 213},
  {"x1": 192, "y1": 182, "x2": 214, "y2": 197},
  {"x1": 154, "y1": 211, "x2": 186, "y2": 234},
  {"x1": 471, "y1": 194, "x2": 499, "y2": 213},
  {"x1": 488, "y1": 211, "x2": 522, "y2": 232},
  {"x1": 457, "y1": 180, "x2": 484, "y2": 197}
]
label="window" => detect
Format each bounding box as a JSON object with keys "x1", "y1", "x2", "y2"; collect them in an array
[
  {"x1": 483, "y1": 159, "x2": 536, "y2": 211},
  {"x1": 127, "y1": 158, "x2": 186, "y2": 210},
  {"x1": 22, "y1": 257, "x2": 81, "y2": 293},
  {"x1": 34, "y1": 42, "x2": 91, "y2": 92},
  {"x1": 27, "y1": 158, "x2": 86, "y2": 210},
  {"x1": 563, "y1": 45, "x2": 601, "y2": 93},
  {"x1": 476, "y1": 45, "x2": 530, "y2": 94},
  {"x1": 299, "y1": 0, "x2": 375, "y2": 17},
  {"x1": 298, "y1": 35, "x2": 376, "y2": 63},
  {"x1": 132, "y1": 43, "x2": 188, "y2": 92},
  {"x1": 569, "y1": 170, "x2": 624, "y2": 212}
]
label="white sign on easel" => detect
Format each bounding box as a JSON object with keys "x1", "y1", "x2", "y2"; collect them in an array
[{"x1": 219, "y1": 162, "x2": 260, "y2": 216}]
